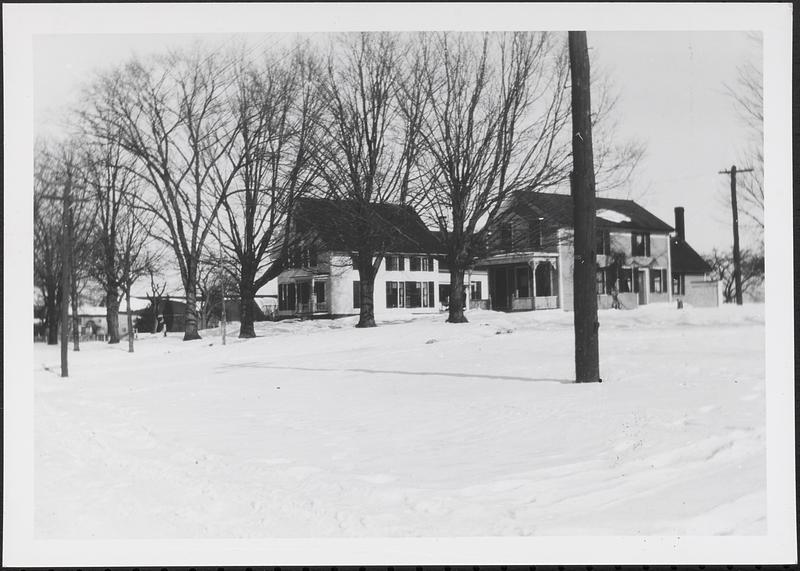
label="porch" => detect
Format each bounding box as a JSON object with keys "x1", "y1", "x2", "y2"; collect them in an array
[
  {"x1": 484, "y1": 255, "x2": 560, "y2": 312},
  {"x1": 277, "y1": 270, "x2": 330, "y2": 318}
]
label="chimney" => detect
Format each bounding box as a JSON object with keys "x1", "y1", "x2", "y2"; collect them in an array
[{"x1": 674, "y1": 206, "x2": 685, "y2": 242}]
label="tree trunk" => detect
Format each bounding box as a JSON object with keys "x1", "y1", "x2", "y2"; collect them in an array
[
  {"x1": 106, "y1": 287, "x2": 121, "y2": 344},
  {"x1": 183, "y1": 286, "x2": 202, "y2": 341},
  {"x1": 125, "y1": 288, "x2": 134, "y2": 353},
  {"x1": 239, "y1": 269, "x2": 256, "y2": 338},
  {"x1": 569, "y1": 31, "x2": 601, "y2": 383},
  {"x1": 356, "y1": 256, "x2": 377, "y2": 328},
  {"x1": 70, "y1": 274, "x2": 80, "y2": 351},
  {"x1": 150, "y1": 298, "x2": 160, "y2": 334},
  {"x1": 46, "y1": 285, "x2": 60, "y2": 345},
  {"x1": 447, "y1": 266, "x2": 469, "y2": 323}
]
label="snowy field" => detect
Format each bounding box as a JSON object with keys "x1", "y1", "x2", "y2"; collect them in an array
[{"x1": 34, "y1": 304, "x2": 766, "y2": 538}]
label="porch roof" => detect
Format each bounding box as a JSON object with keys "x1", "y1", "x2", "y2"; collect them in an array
[{"x1": 474, "y1": 252, "x2": 557, "y2": 267}]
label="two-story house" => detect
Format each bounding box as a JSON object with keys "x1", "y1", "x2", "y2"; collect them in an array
[
  {"x1": 477, "y1": 191, "x2": 679, "y2": 311},
  {"x1": 275, "y1": 198, "x2": 453, "y2": 318}
]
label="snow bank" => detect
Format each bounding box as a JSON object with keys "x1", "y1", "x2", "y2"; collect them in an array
[{"x1": 35, "y1": 303, "x2": 766, "y2": 538}]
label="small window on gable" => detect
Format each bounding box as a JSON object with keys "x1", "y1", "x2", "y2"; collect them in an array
[{"x1": 631, "y1": 232, "x2": 650, "y2": 257}]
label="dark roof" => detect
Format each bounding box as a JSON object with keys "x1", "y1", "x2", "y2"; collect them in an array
[
  {"x1": 512, "y1": 191, "x2": 674, "y2": 233},
  {"x1": 294, "y1": 198, "x2": 444, "y2": 254},
  {"x1": 671, "y1": 238, "x2": 712, "y2": 274}
]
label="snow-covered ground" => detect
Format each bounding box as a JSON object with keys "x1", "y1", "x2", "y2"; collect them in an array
[{"x1": 34, "y1": 304, "x2": 766, "y2": 538}]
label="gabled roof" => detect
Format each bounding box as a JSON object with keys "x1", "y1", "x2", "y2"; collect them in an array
[
  {"x1": 294, "y1": 198, "x2": 444, "y2": 254},
  {"x1": 671, "y1": 238, "x2": 712, "y2": 274},
  {"x1": 512, "y1": 191, "x2": 674, "y2": 233}
]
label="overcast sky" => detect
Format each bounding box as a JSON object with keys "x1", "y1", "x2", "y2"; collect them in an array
[{"x1": 33, "y1": 30, "x2": 762, "y2": 258}]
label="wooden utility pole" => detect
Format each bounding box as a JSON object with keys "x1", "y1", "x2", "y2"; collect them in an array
[
  {"x1": 42, "y1": 162, "x2": 87, "y2": 377},
  {"x1": 218, "y1": 221, "x2": 227, "y2": 346},
  {"x1": 719, "y1": 165, "x2": 753, "y2": 306},
  {"x1": 569, "y1": 31, "x2": 601, "y2": 383}
]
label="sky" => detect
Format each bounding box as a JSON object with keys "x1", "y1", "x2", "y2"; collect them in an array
[{"x1": 32, "y1": 29, "x2": 763, "y2": 259}]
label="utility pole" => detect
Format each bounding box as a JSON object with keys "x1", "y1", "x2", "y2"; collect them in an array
[
  {"x1": 719, "y1": 165, "x2": 753, "y2": 306},
  {"x1": 569, "y1": 31, "x2": 601, "y2": 383},
  {"x1": 218, "y1": 221, "x2": 227, "y2": 346},
  {"x1": 41, "y1": 157, "x2": 88, "y2": 378}
]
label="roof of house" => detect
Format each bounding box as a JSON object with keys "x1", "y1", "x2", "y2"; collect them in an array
[
  {"x1": 671, "y1": 238, "x2": 712, "y2": 274},
  {"x1": 512, "y1": 191, "x2": 674, "y2": 233},
  {"x1": 294, "y1": 198, "x2": 444, "y2": 254}
]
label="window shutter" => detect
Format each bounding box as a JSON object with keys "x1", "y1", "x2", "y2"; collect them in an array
[{"x1": 353, "y1": 281, "x2": 360, "y2": 308}]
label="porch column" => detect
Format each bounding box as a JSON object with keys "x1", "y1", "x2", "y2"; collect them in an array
[
  {"x1": 529, "y1": 260, "x2": 538, "y2": 309},
  {"x1": 311, "y1": 277, "x2": 316, "y2": 313}
]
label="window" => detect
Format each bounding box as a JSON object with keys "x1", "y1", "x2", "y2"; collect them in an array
[
  {"x1": 352, "y1": 281, "x2": 361, "y2": 308},
  {"x1": 386, "y1": 255, "x2": 404, "y2": 271},
  {"x1": 470, "y1": 281, "x2": 482, "y2": 301},
  {"x1": 631, "y1": 232, "x2": 650, "y2": 257},
  {"x1": 351, "y1": 254, "x2": 359, "y2": 270},
  {"x1": 278, "y1": 283, "x2": 296, "y2": 311},
  {"x1": 499, "y1": 223, "x2": 513, "y2": 251},
  {"x1": 409, "y1": 256, "x2": 432, "y2": 271},
  {"x1": 618, "y1": 267, "x2": 633, "y2": 293},
  {"x1": 596, "y1": 269, "x2": 606, "y2": 295},
  {"x1": 309, "y1": 248, "x2": 318, "y2": 268},
  {"x1": 672, "y1": 273, "x2": 685, "y2": 296},
  {"x1": 529, "y1": 220, "x2": 543, "y2": 250},
  {"x1": 401, "y1": 281, "x2": 435, "y2": 308},
  {"x1": 386, "y1": 281, "x2": 399, "y2": 308},
  {"x1": 314, "y1": 281, "x2": 325, "y2": 303},
  {"x1": 439, "y1": 284, "x2": 450, "y2": 306},
  {"x1": 596, "y1": 230, "x2": 610, "y2": 256},
  {"x1": 650, "y1": 268, "x2": 668, "y2": 293}
]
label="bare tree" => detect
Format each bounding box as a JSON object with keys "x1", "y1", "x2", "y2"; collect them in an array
[
  {"x1": 117, "y1": 196, "x2": 159, "y2": 352},
  {"x1": 34, "y1": 143, "x2": 64, "y2": 345},
  {"x1": 219, "y1": 44, "x2": 324, "y2": 338},
  {"x1": 315, "y1": 32, "x2": 426, "y2": 328},
  {"x1": 34, "y1": 139, "x2": 96, "y2": 351},
  {"x1": 411, "y1": 32, "x2": 572, "y2": 323},
  {"x1": 82, "y1": 47, "x2": 243, "y2": 340},
  {"x1": 143, "y1": 267, "x2": 168, "y2": 334},
  {"x1": 706, "y1": 248, "x2": 764, "y2": 303},
  {"x1": 82, "y1": 133, "x2": 140, "y2": 344},
  {"x1": 726, "y1": 40, "x2": 764, "y2": 232}
]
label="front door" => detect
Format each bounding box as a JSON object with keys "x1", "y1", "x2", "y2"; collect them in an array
[
  {"x1": 297, "y1": 281, "x2": 311, "y2": 311},
  {"x1": 637, "y1": 270, "x2": 647, "y2": 305},
  {"x1": 492, "y1": 268, "x2": 510, "y2": 310}
]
